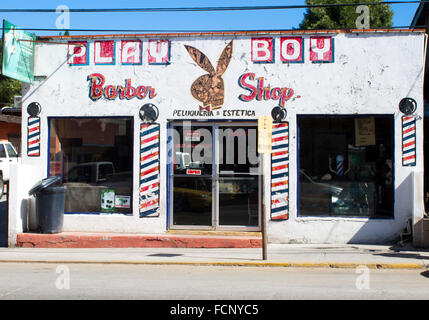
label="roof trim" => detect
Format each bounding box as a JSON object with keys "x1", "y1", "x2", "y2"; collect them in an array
[{"x1": 37, "y1": 28, "x2": 426, "y2": 40}]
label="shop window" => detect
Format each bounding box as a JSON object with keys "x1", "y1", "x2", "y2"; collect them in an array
[
  {"x1": 49, "y1": 118, "x2": 133, "y2": 214},
  {"x1": 298, "y1": 116, "x2": 393, "y2": 218}
]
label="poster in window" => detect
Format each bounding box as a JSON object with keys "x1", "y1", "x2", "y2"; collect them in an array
[
  {"x1": 115, "y1": 195, "x2": 131, "y2": 209},
  {"x1": 101, "y1": 189, "x2": 115, "y2": 212},
  {"x1": 355, "y1": 117, "x2": 376, "y2": 146}
]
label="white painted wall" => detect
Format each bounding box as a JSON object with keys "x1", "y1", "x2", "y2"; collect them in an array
[{"x1": 11, "y1": 31, "x2": 425, "y2": 244}]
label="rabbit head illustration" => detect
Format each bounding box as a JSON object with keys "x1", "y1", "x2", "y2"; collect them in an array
[{"x1": 185, "y1": 40, "x2": 233, "y2": 110}]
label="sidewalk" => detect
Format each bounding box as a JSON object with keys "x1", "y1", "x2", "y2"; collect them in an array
[{"x1": 1, "y1": 242, "x2": 428, "y2": 269}]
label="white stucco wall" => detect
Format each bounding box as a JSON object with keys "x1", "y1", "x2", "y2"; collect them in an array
[{"x1": 11, "y1": 30, "x2": 426, "y2": 244}]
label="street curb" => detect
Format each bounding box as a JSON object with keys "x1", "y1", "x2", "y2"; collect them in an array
[{"x1": 0, "y1": 260, "x2": 425, "y2": 269}]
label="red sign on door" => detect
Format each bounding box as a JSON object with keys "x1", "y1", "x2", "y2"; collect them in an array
[{"x1": 186, "y1": 169, "x2": 202, "y2": 175}]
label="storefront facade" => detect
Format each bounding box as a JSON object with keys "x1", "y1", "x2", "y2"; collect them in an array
[{"x1": 8, "y1": 29, "x2": 426, "y2": 245}]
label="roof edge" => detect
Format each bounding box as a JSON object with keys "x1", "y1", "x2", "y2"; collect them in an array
[{"x1": 37, "y1": 28, "x2": 427, "y2": 40}]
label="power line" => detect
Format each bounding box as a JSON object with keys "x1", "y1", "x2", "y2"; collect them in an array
[{"x1": 0, "y1": 1, "x2": 426, "y2": 13}]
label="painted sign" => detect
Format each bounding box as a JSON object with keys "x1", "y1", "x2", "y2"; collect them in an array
[
  {"x1": 68, "y1": 41, "x2": 88, "y2": 65},
  {"x1": 280, "y1": 37, "x2": 304, "y2": 63},
  {"x1": 120, "y1": 40, "x2": 142, "y2": 65},
  {"x1": 148, "y1": 39, "x2": 170, "y2": 64},
  {"x1": 94, "y1": 40, "x2": 115, "y2": 65},
  {"x1": 68, "y1": 39, "x2": 170, "y2": 66},
  {"x1": 67, "y1": 36, "x2": 334, "y2": 67},
  {"x1": 2, "y1": 20, "x2": 36, "y2": 83},
  {"x1": 185, "y1": 40, "x2": 233, "y2": 110},
  {"x1": 251, "y1": 37, "x2": 274, "y2": 63},
  {"x1": 87, "y1": 73, "x2": 157, "y2": 101},
  {"x1": 238, "y1": 73, "x2": 295, "y2": 107},
  {"x1": 310, "y1": 36, "x2": 334, "y2": 63},
  {"x1": 251, "y1": 36, "x2": 333, "y2": 64}
]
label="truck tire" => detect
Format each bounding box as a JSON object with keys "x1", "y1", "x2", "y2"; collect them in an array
[{"x1": 0, "y1": 174, "x2": 4, "y2": 198}]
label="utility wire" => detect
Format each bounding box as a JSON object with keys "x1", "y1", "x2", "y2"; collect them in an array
[{"x1": 0, "y1": 1, "x2": 427, "y2": 13}]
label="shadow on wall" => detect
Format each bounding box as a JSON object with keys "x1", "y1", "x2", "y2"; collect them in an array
[{"x1": 346, "y1": 173, "x2": 413, "y2": 245}]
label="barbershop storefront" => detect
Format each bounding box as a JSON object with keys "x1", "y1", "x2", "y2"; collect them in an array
[{"x1": 9, "y1": 29, "x2": 426, "y2": 244}]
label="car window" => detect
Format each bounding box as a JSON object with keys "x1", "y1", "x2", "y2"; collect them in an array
[
  {"x1": 99, "y1": 164, "x2": 113, "y2": 180},
  {"x1": 0, "y1": 145, "x2": 6, "y2": 158},
  {"x1": 6, "y1": 144, "x2": 17, "y2": 157}
]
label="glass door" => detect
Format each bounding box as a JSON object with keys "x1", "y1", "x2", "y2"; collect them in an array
[
  {"x1": 171, "y1": 123, "x2": 214, "y2": 227},
  {"x1": 217, "y1": 124, "x2": 260, "y2": 229},
  {"x1": 169, "y1": 121, "x2": 260, "y2": 231}
]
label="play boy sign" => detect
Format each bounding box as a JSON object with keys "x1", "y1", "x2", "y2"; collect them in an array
[
  {"x1": 68, "y1": 35, "x2": 334, "y2": 66},
  {"x1": 251, "y1": 36, "x2": 334, "y2": 63},
  {"x1": 68, "y1": 39, "x2": 171, "y2": 65}
]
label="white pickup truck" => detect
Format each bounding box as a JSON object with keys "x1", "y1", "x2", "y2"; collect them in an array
[{"x1": 0, "y1": 140, "x2": 19, "y2": 197}]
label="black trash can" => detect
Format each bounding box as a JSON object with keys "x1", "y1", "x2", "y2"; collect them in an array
[{"x1": 29, "y1": 176, "x2": 67, "y2": 234}]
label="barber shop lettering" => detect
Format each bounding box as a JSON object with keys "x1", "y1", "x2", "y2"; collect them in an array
[
  {"x1": 87, "y1": 73, "x2": 157, "y2": 101},
  {"x1": 238, "y1": 72, "x2": 295, "y2": 107}
]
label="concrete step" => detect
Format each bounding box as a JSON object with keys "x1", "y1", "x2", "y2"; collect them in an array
[{"x1": 16, "y1": 232, "x2": 262, "y2": 249}]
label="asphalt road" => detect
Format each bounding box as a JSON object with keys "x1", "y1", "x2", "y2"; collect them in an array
[{"x1": 0, "y1": 263, "x2": 428, "y2": 300}]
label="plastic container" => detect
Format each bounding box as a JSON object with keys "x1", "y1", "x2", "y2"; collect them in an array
[{"x1": 29, "y1": 176, "x2": 67, "y2": 234}]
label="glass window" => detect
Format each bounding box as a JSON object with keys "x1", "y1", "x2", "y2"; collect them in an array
[
  {"x1": 298, "y1": 116, "x2": 393, "y2": 218},
  {"x1": 5, "y1": 144, "x2": 17, "y2": 157},
  {"x1": 173, "y1": 125, "x2": 213, "y2": 175},
  {"x1": 49, "y1": 118, "x2": 133, "y2": 214},
  {"x1": 0, "y1": 145, "x2": 6, "y2": 158}
]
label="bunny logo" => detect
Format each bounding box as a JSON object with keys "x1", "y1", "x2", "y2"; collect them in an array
[{"x1": 184, "y1": 40, "x2": 233, "y2": 110}]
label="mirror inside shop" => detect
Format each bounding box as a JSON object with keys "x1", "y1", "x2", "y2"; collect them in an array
[{"x1": 298, "y1": 116, "x2": 393, "y2": 218}]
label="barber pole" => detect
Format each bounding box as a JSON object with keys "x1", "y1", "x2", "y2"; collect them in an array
[
  {"x1": 140, "y1": 123, "x2": 160, "y2": 217},
  {"x1": 271, "y1": 122, "x2": 289, "y2": 220},
  {"x1": 402, "y1": 115, "x2": 416, "y2": 166},
  {"x1": 336, "y1": 155, "x2": 344, "y2": 176},
  {"x1": 27, "y1": 117, "x2": 40, "y2": 157}
]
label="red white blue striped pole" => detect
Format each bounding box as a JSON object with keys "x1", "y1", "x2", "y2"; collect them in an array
[
  {"x1": 140, "y1": 123, "x2": 160, "y2": 217},
  {"x1": 402, "y1": 115, "x2": 416, "y2": 167},
  {"x1": 271, "y1": 122, "x2": 289, "y2": 220}
]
